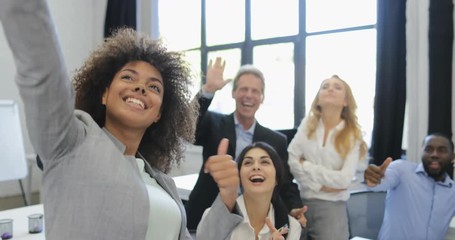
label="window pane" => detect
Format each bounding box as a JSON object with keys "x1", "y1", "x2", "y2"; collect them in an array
[
  {"x1": 207, "y1": 49, "x2": 242, "y2": 113},
  {"x1": 306, "y1": 0, "x2": 377, "y2": 33},
  {"x1": 206, "y1": 0, "x2": 245, "y2": 46},
  {"x1": 158, "y1": 0, "x2": 201, "y2": 50},
  {"x1": 183, "y1": 50, "x2": 202, "y2": 98},
  {"x1": 306, "y1": 29, "x2": 376, "y2": 146},
  {"x1": 251, "y1": 0, "x2": 299, "y2": 40},
  {"x1": 253, "y1": 43, "x2": 295, "y2": 130}
]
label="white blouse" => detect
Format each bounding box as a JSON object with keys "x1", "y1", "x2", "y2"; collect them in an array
[
  {"x1": 136, "y1": 158, "x2": 181, "y2": 240},
  {"x1": 287, "y1": 118, "x2": 363, "y2": 201}
]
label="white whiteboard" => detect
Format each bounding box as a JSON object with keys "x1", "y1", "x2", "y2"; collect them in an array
[{"x1": 0, "y1": 100, "x2": 28, "y2": 181}]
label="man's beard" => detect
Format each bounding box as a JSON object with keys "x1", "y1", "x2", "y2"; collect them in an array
[{"x1": 424, "y1": 162, "x2": 450, "y2": 181}]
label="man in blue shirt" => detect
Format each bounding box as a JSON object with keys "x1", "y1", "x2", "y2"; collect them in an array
[{"x1": 364, "y1": 133, "x2": 455, "y2": 240}]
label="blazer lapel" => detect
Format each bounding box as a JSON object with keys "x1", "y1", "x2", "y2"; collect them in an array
[
  {"x1": 222, "y1": 114, "x2": 237, "y2": 156},
  {"x1": 252, "y1": 121, "x2": 265, "y2": 142}
]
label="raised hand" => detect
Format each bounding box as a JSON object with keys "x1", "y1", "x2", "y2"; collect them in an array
[
  {"x1": 265, "y1": 217, "x2": 287, "y2": 240},
  {"x1": 364, "y1": 157, "x2": 392, "y2": 187},
  {"x1": 204, "y1": 138, "x2": 239, "y2": 211},
  {"x1": 289, "y1": 206, "x2": 308, "y2": 227},
  {"x1": 203, "y1": 57, "x2": 232, "y2": 93}
]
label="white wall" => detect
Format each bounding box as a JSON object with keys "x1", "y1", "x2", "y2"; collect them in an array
[{"x1": 0, "y1": 0, "x2": 107, "y2": 198}]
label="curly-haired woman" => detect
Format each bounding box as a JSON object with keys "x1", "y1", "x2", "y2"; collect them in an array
[{"x1": 1, "y1": 0, "x2": 199, "y2": 239}]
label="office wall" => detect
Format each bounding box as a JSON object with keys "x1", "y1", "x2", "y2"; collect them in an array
[{"x1": 0, "y1": 0, "x2": 107, "y2": 198}]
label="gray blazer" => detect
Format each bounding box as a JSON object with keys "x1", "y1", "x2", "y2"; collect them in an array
[
  {"x1": 0, "y1": 0, "x2": 193, "y2": 239},
  {"x1": 196, "y1": 195, "x2": 243, "y2": 240}
]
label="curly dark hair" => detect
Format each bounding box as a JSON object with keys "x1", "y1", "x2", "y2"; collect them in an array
[{"x1": 73, "y1": 28, "x2": 199, "y2": 173}]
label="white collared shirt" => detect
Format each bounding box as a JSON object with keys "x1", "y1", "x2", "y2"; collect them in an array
[{"x1": 230, "y1": 196, "x2": 301, "y2": 240}]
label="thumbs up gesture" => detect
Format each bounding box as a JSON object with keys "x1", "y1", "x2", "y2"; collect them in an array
[
  {"x1": 364, "y1": 157, "x2": 392, "y2": 187},
  {"x1": 204, "y1": 138, "x2": 239, "y2": 211}
]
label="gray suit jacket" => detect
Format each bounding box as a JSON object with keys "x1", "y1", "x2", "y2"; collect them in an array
[
  {"x1": 196, "y1": 195, "x2": 243, "y2": 240},
  {"x1": 0, "y1": 0, "x2": 194, "y2": 239}
]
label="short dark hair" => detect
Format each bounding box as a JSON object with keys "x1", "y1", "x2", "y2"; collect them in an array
[{"x1": 426, "y1": 132, "x2": 454, "y2": 152}]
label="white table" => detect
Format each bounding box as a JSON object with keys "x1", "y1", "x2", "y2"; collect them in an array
[
  {"x1": 0, "y1": 174, "x2": 197, "y2": 240},
  {"x1": 172, "y1": 173, "x2": 198, "y2": 201},
  {"x1": 0, "y1": 204, "x2": 44, "y2": 240}
]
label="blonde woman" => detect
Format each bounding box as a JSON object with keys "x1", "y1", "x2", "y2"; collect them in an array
[{"x1": 287, "y1": 75, "x2": 368, "y2": 240}]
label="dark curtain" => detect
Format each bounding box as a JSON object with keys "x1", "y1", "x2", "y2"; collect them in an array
[
  {"x1": 428, "y1": 0, "x2": 453, "y2": 178},
  {"x1": 104, "y1": 0, "x2": 137, "y2": 38},
  {"x1": 370, "y1": 0, "x2": 407, "y2": 165}
]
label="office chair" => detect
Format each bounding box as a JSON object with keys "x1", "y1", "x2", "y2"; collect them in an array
[{"x1": 347, "y1": 189, "x2": 386, "y2": 239}]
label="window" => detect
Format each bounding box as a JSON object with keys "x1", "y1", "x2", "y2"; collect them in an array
[{"x1": 156, "y1": 0, "x2": 377, "y2": 146}]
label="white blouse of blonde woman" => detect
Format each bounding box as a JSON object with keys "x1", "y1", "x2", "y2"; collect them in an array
[{"x1": 288, "y1": 76, "x2": 364, "y2": 201}]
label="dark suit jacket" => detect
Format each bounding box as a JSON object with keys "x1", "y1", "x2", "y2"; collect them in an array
[{"x1": 185, "y1": 95, "x2": 303, "y2": 230}]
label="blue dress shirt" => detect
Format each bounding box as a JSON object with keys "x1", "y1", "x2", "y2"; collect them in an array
[
  {"x1": 234, "y1": 115, "x2": 255, "y2": 161},
  {"x1": 369, "y1": 160, "x2": 455, "y2": 240}
]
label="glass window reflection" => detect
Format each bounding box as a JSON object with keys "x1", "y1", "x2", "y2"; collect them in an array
[
  {"x1": 253, "y1": 43, "x2": 295, "y2": 129},
  {"x1": 306, "y1": 0, "x2": 376, "y2": 33},
  {"x1": 206, "y1": 0, "x2": 245, "y2": 46},
  {"x1": 158, "y1": 0, "x2": 201, "y2": 50},
  {"x1": 251, "y1": 0, "x2": 299, "y2": 40},
  {"x1": 183, "y1": 50, "x2": 202, "y2": 98}
]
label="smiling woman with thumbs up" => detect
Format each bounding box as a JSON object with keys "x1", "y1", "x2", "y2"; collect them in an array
[{"x1": 197, "y1": 140, "x2": 303, "y2": 240}]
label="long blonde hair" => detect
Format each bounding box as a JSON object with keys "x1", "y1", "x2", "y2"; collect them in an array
[{"x1": 306, "y1": 75, "x2": 368, "y2": 160}]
